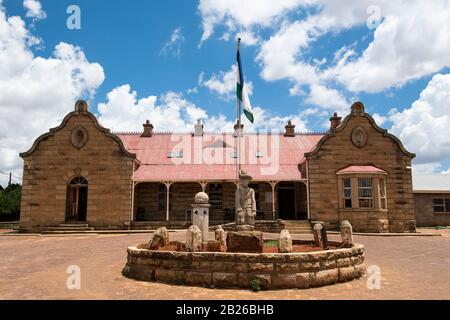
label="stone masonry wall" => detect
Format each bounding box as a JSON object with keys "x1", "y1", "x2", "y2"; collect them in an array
[
  {"x1": 414, "y1": 193, "x2": 450, "y2": 227},
  {"x1": 307, "y1": 103, "x2": 416, "y2": 233},
  {"x1": 19, "y1": 102, "x2": 135, "y2": 232}
]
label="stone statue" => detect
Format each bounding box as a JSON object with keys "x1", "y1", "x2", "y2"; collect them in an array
[
  {"x1": 235, "y1": 170, "x2": 257, "y2": 226},
  {"x1": 340, "y1": 220, "x2": 354, "y2": 245}
]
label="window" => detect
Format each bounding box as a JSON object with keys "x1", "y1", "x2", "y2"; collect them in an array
[
  {"x1": 433, "y1": 198, "x2": 450, "y2": 213},
  {"x1": 168, "y1": 151, "x2": 183, "y2": 158},
  {"x1": 209, "y1": 184, "x2": 223, "y2": 209},
  {"x1": 379, "y1": 178, "x2": 387, "y2": 209},
  {"x1": 343, "y1": 178, "x2": 352, "y2": 208},
  {"x1": 358, "y1": 178, "x2": 373, "y2": 208}
]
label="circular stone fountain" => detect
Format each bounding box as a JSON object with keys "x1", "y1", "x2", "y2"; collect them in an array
[
  {"x1": 123, "y1": 178, "x2": 366, "y2": 290},
  {"x1": 122, "y1": 241, "x2": 365, "y2": 290}
]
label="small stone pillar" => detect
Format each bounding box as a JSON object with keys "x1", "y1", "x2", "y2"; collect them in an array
[
  {"x1": 278, "y1": 229, "x2": 293, "y2": 253},
  {"x1": 192, "y1": 192, "x2": 210, "y2": 243},
  {"x1": 215, "y1": 225, "x2": 227, "y2": 252},
  {"x1": 340, "y1": 220, "x2": 354, "y2": 245},
  {"x1": 149, "y1": 227, "x2": 170, "y2": 250},
  {"x1": 313, "y1": 223, "x2": 323, "y2": 247},
  {"x1": 186, "y1": 225, "x2": 203, "y2": 252}
]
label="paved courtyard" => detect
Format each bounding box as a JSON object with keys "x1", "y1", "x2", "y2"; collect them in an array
[{"x1": 0, "y1": 229, "x2": 449, "y2": 300}]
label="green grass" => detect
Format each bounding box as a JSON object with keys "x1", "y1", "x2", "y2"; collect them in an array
[{"x1": 264, "y1": 240, "x2": 278, "y2": 248}]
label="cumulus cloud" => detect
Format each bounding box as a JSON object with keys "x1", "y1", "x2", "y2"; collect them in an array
[
  {"x1": 389, "y1": 73, "x2": 450, "y2": 172},
  {"x1": 199, "y1": 64, "x2": 253, "y2": 100},
  {"x1": 23, "y1": 0, "x2": 46, "y2": 20},
  {"x1": 0, "y1": 6, "x2": 104, "y2": 186},
  {"x1": 200, "y1": 1, "x2": 450, "y2": 114},
  {"x1": 160, "y1": 27, "x2": 185, "y2": 58},
  {"x1": 97, "y1": 84, "x2": 308, "y2": 134},
  {"x1": 198, "y1": 0, "x2": 305, "y2": 46}
]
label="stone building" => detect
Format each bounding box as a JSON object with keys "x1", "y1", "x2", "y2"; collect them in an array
[
  {"x1": 413, "y1": 174, "x2": 450, "y2": 227},
  {"x1": 19, "y1": 101, "x2": 417, "y2": 233}
]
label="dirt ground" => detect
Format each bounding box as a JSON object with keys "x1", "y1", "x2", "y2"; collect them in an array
[{"x1": 0, "y1": 228, "x2": 449, "y2": 300}]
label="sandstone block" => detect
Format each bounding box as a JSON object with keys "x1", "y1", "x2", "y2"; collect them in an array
[
  {"x1": 338, "y1": 266, "x2": 356, "y2": 282},
  {"x1": 213, "y1": 273, "x2": 238, "y2": 288},
  {"x1": 296, "y1": 273, "x2": 310, "y2": 289},
  {"x1": 186, "y1": 272, "x2": 213, "y2": 287},
  {"x1": 272, "y1": 274, "x2": 297, "y2": 289},
  {"x1": 310, "y1": 269, "x2": 338, "y2": 287},
  {"x1": 227, "y1": 231, "x2": 263, "y2": 253},
  {"x1": 248, "y1": 263, "x2": 273, "y2": 273}
]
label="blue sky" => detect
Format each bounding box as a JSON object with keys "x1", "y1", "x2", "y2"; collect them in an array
[{"x1": 1, "y1": 0, "x2": 450, "y2": 186}]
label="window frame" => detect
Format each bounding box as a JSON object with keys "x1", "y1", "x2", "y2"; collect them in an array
[
  {"x1": 358, "y1": 178, "x2": 374, "y2": 209},
  {"x1": 342, "y1": 178, "x2": 352, "y2": 209},
  {"x1": 433, "y1": 198, "x2": 450, "y2": 213},
  {"x1": 337, "y1": 172, "x2": 388, "y2": 211}
]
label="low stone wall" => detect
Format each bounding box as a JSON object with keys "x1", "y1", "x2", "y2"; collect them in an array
[{"x1": 122, "y1": 242, "x2": 365, "y2": 290}]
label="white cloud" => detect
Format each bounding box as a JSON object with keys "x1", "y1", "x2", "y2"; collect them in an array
[
  {"x1": 372, "y1": 113, "x2": 387, "y2": 126},
  {"x1": 198, "y1": 0, "x2": 306, "y2": 46},
  {"x1": 200, "y1": 64, "x2": 253, "y2": 100},
  {"x1": 304, "y1": 84, "x2": 350, "y2": 114},
  {"x1": 328, "y1": 1, "x2": 450, "y2": 93},
  {"x1": 0, "y1": 6, "x2": 104, "y2": 186},
  {"x1": 97, "y1": 84, "x2": 308, "y2": 134},
  {"x1": 389, "y1": 73, "x2": 450, "y2": 172},
  {"x1": 196, "y1": 1, "x2": 450, "y2": 112},
  {"x1": 98, "y1": 85, "x2": 217, "y2": 133},
  {"x1": 160, "y1": 27, "x2": 185, "y2": 58},
  {"x1": 23, "y1": 0, "x2": 46, "y2": 20}
]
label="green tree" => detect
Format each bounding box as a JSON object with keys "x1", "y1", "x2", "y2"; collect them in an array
[{"x1": 0, "y1": 184, "x2": 22, "y2": 219}]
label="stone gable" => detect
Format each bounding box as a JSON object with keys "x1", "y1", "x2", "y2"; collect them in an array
[
  {"x1": 19, "y1": 101, "x2": 136, "y2": 232},
  {"x1": 305, "y1": 102, "x2": 416, "y2": 233}
]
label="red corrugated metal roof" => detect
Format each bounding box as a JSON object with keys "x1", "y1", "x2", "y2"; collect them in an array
[
  {"x1": 336, "y1": 165, "x2": 387, "y2": 175},
  {"x1": 117, "y1": 133, "x2": 324, "y2": 182}
]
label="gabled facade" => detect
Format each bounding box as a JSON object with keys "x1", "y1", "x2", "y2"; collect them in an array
[
  {"x1": 19, "y1": 101, "x2": 417, "y2": 233},
  {"x1": 305, "y1": 102, "x2": 416, "y2": 232},
  {"x1": 19, "y1": 101, "x2": 136, "y2": 232}
]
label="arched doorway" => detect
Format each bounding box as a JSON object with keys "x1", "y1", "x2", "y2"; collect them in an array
[{"x1": 66, "y1": 177, "x2": 88, "y2": 222}]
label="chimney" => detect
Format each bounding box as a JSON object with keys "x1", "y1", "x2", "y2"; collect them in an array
[
  {"x1": 284, "y1": 121, "x2": 296, "y2": 137},
  {"x1": 194, "y1": 119, "x2": 204, "y2": 137},
  {"x1": 234, "y1": 121, "x2": 244, "y2": 137},
  {"x1": 329, "y1": 112, "x2": 342, "y2": 131},
  {"x1": 75, "y1": 100, "x2": 88, "y2": 114},
  {"x1": 141, "y1": 120, "x2": 153, "y2": 137}
]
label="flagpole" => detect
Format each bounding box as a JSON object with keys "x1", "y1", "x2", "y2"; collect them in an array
[{"x1": 236, "y1": 38, "x2": 242, "y2": 177}]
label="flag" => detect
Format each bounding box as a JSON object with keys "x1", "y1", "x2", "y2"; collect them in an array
[{"x1": 236, "y1": 42, "x2": 254, "y2": 123}]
